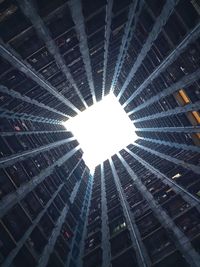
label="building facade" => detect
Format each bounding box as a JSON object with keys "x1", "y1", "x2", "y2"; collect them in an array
[
  {"x1": 0, "y1": 0, "x2": 200, "y2": 266},
  {"x1": 81, "y1": 152, "x2": 200, "y2": 267}
]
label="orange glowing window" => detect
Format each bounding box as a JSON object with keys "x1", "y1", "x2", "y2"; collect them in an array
[
  {"x1": 196, "y1": 133, "x2": 200, "y2": 139},
  {"x1": 192, "y1": 111, "x2": 200, "y2": 124},
  {"x1": 178, "y1": 89, "x2": 190, "y2": 104}
]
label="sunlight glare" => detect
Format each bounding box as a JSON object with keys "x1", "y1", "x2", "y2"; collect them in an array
[{"x1": 63, "y1": 93, "x2": 137, "y2": 172}]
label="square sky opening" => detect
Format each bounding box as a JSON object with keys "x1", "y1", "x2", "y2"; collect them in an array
[{"x1": 63, "y1": 93, "x2": 137, "y2": 172}]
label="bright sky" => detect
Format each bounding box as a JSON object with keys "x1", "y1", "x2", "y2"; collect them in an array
[{"x1": 63, "y1": 93, "x2": 137, "y2": 172}]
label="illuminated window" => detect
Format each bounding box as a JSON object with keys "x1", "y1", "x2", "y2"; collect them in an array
[
  {"x1": 178, "y1": 89, "x2": 190, "y2": 105},
  {"x1": 172, "y1": 173, "x2": 181, "y2": 180},
  {"x1": 191, "y1": 111, "x2": 200, "y2": 124}
]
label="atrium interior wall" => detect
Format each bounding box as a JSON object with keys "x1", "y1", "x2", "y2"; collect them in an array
[{"x1": 0, "y1": 1, "x2": 200, "y2": 267}]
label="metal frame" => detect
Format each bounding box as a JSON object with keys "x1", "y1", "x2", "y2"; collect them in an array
[
  {"x1": 0, "y1": 41, "x2": 79, "y2": 115},
  {"x1": 138, "y1": 137, "x2": 200, "y2": 153},
  {"x1": 100, "y1": 163, "x2": 112, "y2": 267},
  {"x1": 0, "y1": 137, "x2": 75, "y2": 167},
  {"x1": 110, "y1": 0, "x2": 141, "y2": 92},
  {"x1": 117, "y1": 152, "x2": 200, "y2": 267},
  {"x1": 77, "y1": 175, "x2": 94, "y2": 267},
  {"x1": 0, "y1": 85, "x2": 69, "y2": 119},
  {"x1": 0, "y1": 146, "x2": 80, "y2": 218},
  {"x1": 69, "y1": 0, "x2": 96, "y2": 103},
  {"x1": 0, "y1": 107, "x2": 60, "y2": 124},
  {"x1": 1, "y1": 157, "x2": 83, "y2": 267},
  {"x1": 0, "y1": 130, "x2": 68, "y2": 137},
  {"x1": 118, "y1": 0, "x2": 178, "y2": 101},
  {"x1": 125, "y1": 147, "x2": 200, "y2": 207},
  {"x1": 122, "y1": 22, "x2": 200, "y2": 107},
  {"x1": 66, "y1": 169, "x2": 91, "y2": 267},
  {"x1": 102, "y1": 0, "x2": 113, "y2": 97},
  {"x1": 136, "y1": 126, "x2": 200, "y2": 133},
  {"x1": 133, "y1": 142, "x2": 200, "y2": 175},
  {"x1": 132, "y1": 101, "x2": 200, "y2": 122},
  {"x1": 38, "y1": 166, "x2": 87, "y2": 267},
  {"x1": 18, "y1": 0, "x2": 88, "y2": 109},
  {"x1": 128, "y1": 68, "x2": 200, "y2": 115},
  {"x1": 109, "y1": 158, "x2": 151, "y2": 267}
]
